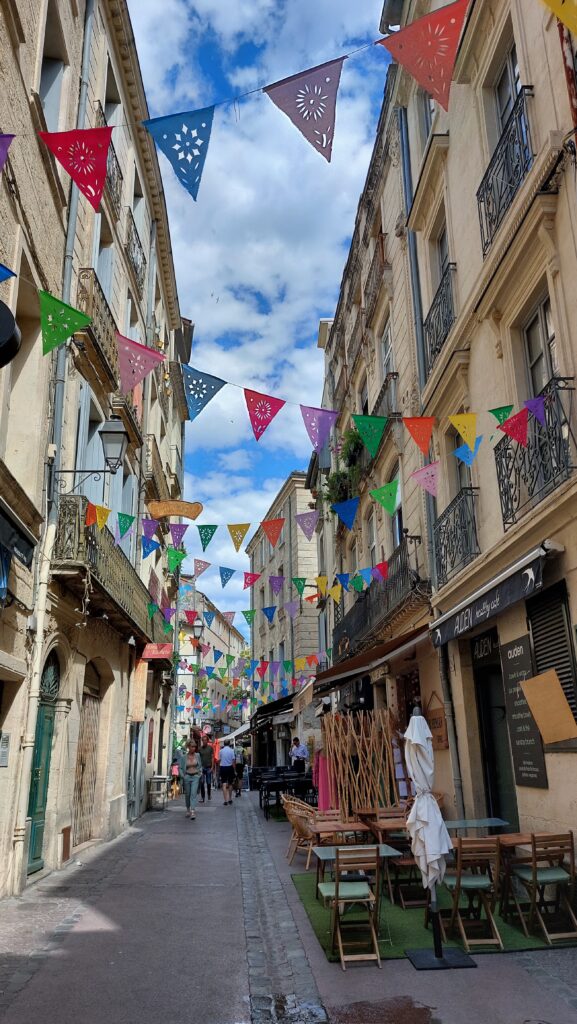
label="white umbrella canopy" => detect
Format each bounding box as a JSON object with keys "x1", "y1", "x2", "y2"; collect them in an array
[{"x1": 404, "y1": 712, "x2": 452, "y2": 890}]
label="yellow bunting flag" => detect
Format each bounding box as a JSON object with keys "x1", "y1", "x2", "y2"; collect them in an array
[
  {"x1": 448, "y1": 414, "x2": 477, "y2": 452},
  {"x1": 315, "y1": 575, "x2": 328, "y2": 597},
  {"x1": 294, "y1": 656, "x2": 306, "y2": 672},
  {"x1": 540, "y1": 0, "x2": 577, "y2": 36},
  {"x1": 95, "y1": 505, "x2": 111, "y2": 530},
  {"x1": 328, "y1": 583, "x2": 342, "y2": 604},
  {"x1": 228, "y1": 523, "x2": 250, "y2": 552}
]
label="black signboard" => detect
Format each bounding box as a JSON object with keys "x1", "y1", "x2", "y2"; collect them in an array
[
  {"x1": 431, "y1": 556, "x2": 543, "y2": 647},
  {"x1": 500, "y1": 635, "x2": 548, "y2": 789}
]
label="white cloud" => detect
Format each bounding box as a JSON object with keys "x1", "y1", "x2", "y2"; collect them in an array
[{"x1": 217, "y1": 449, "x2": 254, "y2": 472}]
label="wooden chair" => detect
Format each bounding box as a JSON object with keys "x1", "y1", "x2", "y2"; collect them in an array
[
  {"x1": 509, "y1": 832, "x2": 577, "y2": 945},
  {"x1": 318, "y1": 846, "x2": 381, "y2": 970},
  {"x1": 442, "y1": 838, "x2": 503, "y2": 952},
  {"x1": 287, "y1": 806, "x2": 317, "y2": 869}
]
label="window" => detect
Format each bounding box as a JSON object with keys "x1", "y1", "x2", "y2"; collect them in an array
[
  {"x1": 421, "y1": 91, "x2": 435, "y2": 143},
  {"x1": 382, "y1": 320, "x2": 393, "y2": 381},
  {"x1": 389, "y1": 463, "x2": 403, "y2": 550},
  {"x1": 495, "y1": 45, "x2": 520, "y2": 133},
  {"x1": 260, "y1": 537, "x2": 266, "y2": 569},
  {"x1": 39, "y1": 2, "x2": 68, "y2": 132},
  {"x1": 259, "y1": 587, "x2": 265, "y2": 614},
  {"x1": 524, "y1": 297, "x2": 558, "y2": 398},
  {"x1": 104, "y1": 59, "x2": 122, "y2": 126},
  {"x1": 528, "y1": 582, "x2": 577, "y2": 721},
  {"x1": 359, "y1": 377, "x2": 369, "y2": 416},
  {"x1": 367, "y1": 512, "x2": 376, "y2": 567},
  {"x1": 93, "y1": 214, "x2": 114, "y2": 303},
  {"x1": 279, "y1": 641, "x2": 285, "y2": 667},
  {"x1": 452, "y1": 431, "x2": 471, "y2": 494},
  {"x1": 350, "y1": 541, "x2": 358, "y2": 576},
  {"x1": 125, "y1": 292, "x2": 141, "y2": 343},
  {"x1": 132, "y1": 168, "x2": 145, "y2": 238},
  {"x1": 437, "y1": 224, "x2": 449, "y2": 281}
]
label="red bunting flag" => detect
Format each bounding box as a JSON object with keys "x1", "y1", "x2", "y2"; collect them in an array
[
  {"x1": 377, "y1": 0, "x2": 469, "y2": 111},
  {"x1": 244, "y1": 389, "x2": 286, "y2": 441},
  {"x1": 86, "y1": 502, "x2": 97, "y2": 527},
  {"x1": 498, "y1": 407, "x2": 529, "y2": 447},
  {"x1": 256, "y1": 662, "x2": 269, "y2": 679},
  {"x1": 403, "y1": 416, "x2": 436, "y2": 455},
  {"x1": 184, "y1": 610, "x2": 199, "y2": 625},
  {"x1": 243, "y1": 572, "x2": 261, "y2": 590},
  {"x1": 39, "y1": 126, "x2": 113, "y2": 211},
  {"x1": 374, "y1": 561, "x2": 389, "y2": 581},
  {"x1": 305, "y1": 593, "x2": 320, "y2": 604},
  {"x1": 261, "y1": 518, "x2": 285, "y2": 548}
]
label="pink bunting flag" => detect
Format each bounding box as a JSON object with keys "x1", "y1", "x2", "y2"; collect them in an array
[
  {"x1": 300, "y1": 405, "x2": 339, "y2": 452},
  {"x1": 499, "y1": 408, "x2": 529, "y2": 447},
  {"x1": 117, "y1": 333, "x2": 165, "y2": 395},
  {"x1": 200, "y1": 643, "x2": 211, "y2": 657},
  {"x1": 142, "y1": 518, "x2": 159, "y2": 540},
  {"x1": 243, "y1": 572, "x2": 261, "y2": 590},
  {"x1": 284, "y1": 600, "x2": 299, "y2": 619},
  {"x1": 524, "y1": 396, "x2": 546, "y2": 425},
  {"x1": 169, "y1": 523, "x2": 188, "y2": 547},
  {"x1": 39, "y1": 127, "x2": 113, "y2": 210},
  {"x1": 0, "y1": 135, "x2": 14, "y2": 175},
  {"x1": 244, "y1": 389, "x2": 286, "y2": 441},
  {"x1": 223, "y1": 611, "x2": 236, "y2": 625},
  {"x1": 264, "y1": 58, "x2": 346, "y2": 162},
  {"x1": 194, "y1": 558, "x2": 211, "y2": 578},
  {"x1": 295, "y1": 509, "x2": 319, "y2": 541},
  {"x1": 410, "y1": 461, "x2": 440, "y2": 497}
]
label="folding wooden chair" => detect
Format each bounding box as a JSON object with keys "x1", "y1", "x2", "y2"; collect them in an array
[
  {"x1": 318, "y1": 846, "x2": 381, "y2": 970},
  {"x1": 442, "y1": 837, "x2": 503, "y2": 952},
  {"x1": 509, "y1": 832, "x2": 577, "y2": 945}
]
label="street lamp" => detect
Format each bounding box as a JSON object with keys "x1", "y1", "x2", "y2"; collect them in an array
[{"x1": 53, "y1": 417, "x2": 130, "y2": 496}]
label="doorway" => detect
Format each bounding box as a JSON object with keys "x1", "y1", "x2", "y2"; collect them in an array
[
  {"x1": 471, "y1": 629, "x2": 519, "y2": 830},
  {"x1": 72, "y1": 664, "x2": 101, "y2": 847},
  {"x1": 27, "y1": 652, "x2": 60, "y2": 874}
]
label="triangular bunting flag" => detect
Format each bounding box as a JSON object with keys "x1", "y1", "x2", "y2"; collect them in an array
[
  {"x1": 39, "y1": 126, "x2": 113, "y2": 210},
  {"x1": 39, "y1": 290, "x2": 92, "y2": 356},
  {"x1": 525, "y1": 396, "x2": 546, "y2": 426},
  {"x1": 182, "y1": 366, "x2": 226, "y2": 421},
  {"x1": 256, "y1": 661, "x2": 269, "y2": 679},
  {"x1": 489, "y1": 405, "x2": 514, "y2": 426},
  {"x1": 374, "y1": 561, "x2": 389, "y2": 581},
  {"x1": 95, "y1": 505, "x2": 110, "y2": 530},
  {"x1": 328, "y1": 583, "x2": 342, "y2": 603},
  {"x1": 264, "y1": 58, "x2": 346, "y2": 162},
  {"x1": 0, "y1": 135, "x2": 14, "y2": 174},
  {"x1": 315, "y1": 576, "x2": 328, "y2": 597},
  {"x1": 167, "y1": 547, "x2": 187, "y2": 573},
  {"x1": 283, "y1": 660, "x2": 293, "y2": 674},
  {"x1": 269, "y1": 575, "x2": 285, "y2": 596},
  {"x1": 377, "y1": 0, "x2": 469, "y2": 110},
  {"x1": 403, "y1": 416, "x2": 436, "y2": 455},
  {"x1": 261, "y1": 518, "x2": 285, "y2": 548},
  {"x1": 219, "y1": 566, "x2": 236, "y2": 588},
  {"x1": 147, "y1": 602, "x2": 158, "y2": 620},
  {"x1": 169, "y1": 523, "x2": 188, "y2": 547},
  {"x1": 142, "y1": 518, "x2": 159, "y2": 540},
  {"x1": 262, "y1": 606, "x2": 277, "y2": 624},
  {"x1": 410, "y1": 461, "x2": 440, "y2": 497},
  {"x1": 269, "y1": 661, "x2": 280, "y2": 679},
  {"x1": 454, "y1": 436, "x2": 482, "y2": 466},
  {"x1": 292, "y1": 577, "x2": 307, "y2": 597},
  {"x1": 449, "y1": 414, "x2": 477, "y2": 452},
  {"x1": 198, "y1": 525, "x2": 218, "y2": 551},
  {"x1": 203, "y1": 611, "x2": 215, "y2": 627},
  {"x1": 226, "y1": 654, "x2": 235, "y2": 667},
  {"x1": 228, "y1": 523, "x2": 250, "y2": 552},
  {"x1": 242, "y1": 609, "x2": 257, "y2": 625},
  {"x1": 143, "y1": 107, "x2": 214, "y2": 201},
  {"x1": 336, "y1": 573, "x2": 350, "y2": 591},
  {"x1": 162, "y1": 620, "x2": 173, "y2": 636},
  {"x1": 295, "y1": 510, "x2": 319, "y2": 541},
  {"x1": 294, "y1": 656, "x2": 306, "y2": 672},
  {"x1": 300, "y1": 405, "x2": 339, "y2": 451},
  {"x1": 370, "y1": 480, "x2": 399, "y2": 516},
  {"x1": 184, "y1": 610, "x2": 198, "y2": 625},
  {"x1": 244, "y1": 389, "x2": 286, "y2": 441},
  {"x1": 223, "y1": 612, "x2": 236, "y2": 625},
  {"x1": 331, "y1": 496, "x2": 359, "y2": 531},
  {"x1": 116, "y1": 333, "x2": 165, "y2": 395},
  {"x1": 352, "y1": 414, "x2": 388, "y2": 458},
  {"x1": 164, "y1": 607, "x2": 176, "y2": 622},
  {"x1": 359, "y1": 568, "x2": 373, "y2": 587},
  {"x1": 540, "y1": 0, "x2": 577, "y2": 37},
  {"x1": 499, "y1": 408, "x2": 529, "y2": 447},
  {"x1": 349, "y1": 575, "x2": 364, "y2": 593},
  {"x1": 0, "y1": 262, "x2": 16, "y2": 284},
  {"x1": 193, "y1": 558, "x2": 211, "y2": 578},
  {"x1": 243, "y1": 572, "x2": 261, "y2": 590},
  {"x1": 213, "y1": 649, "x2": 223, "y2": 663},
  {"x1": 142, "y1": 536, "x2": 160, "y2": 559},
  {"x1": 305, "y1": 593, "x2": 319, "y2": 604},
  {"x1": 306, "y1": 654, "x2": 319, "y2": 667},
  {"x1": 117, "y1": 513, "x2": 135, "y2": 538},
  {"x1": 284, "y1": 600, "x2": 299, "y2": 619},
  {"x1": 86, "y1": 502, "x2": 97, "y2": 527}
]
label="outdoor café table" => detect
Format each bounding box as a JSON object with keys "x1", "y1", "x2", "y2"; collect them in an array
[
  {"x1": 312, "y1": 843, "x2": 400, "y2": 906},
  {"x1": 444, "y1": 817, "x2": 509, "y2": 835},
  {"x1": 311, "y1": 820, "x2": 372, "y2": 845},
  {"x1": 365, "y1": 817, "x2": 409, "y2": 845}
]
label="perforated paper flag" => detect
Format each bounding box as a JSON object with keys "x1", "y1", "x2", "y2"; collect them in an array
[
  {"x1": 86, "y1": 502, "x2": 97, "y2": 527},
  {"x1": 143, "y1": 107, "x2": 214, "y2": 201},
  {"x1": 269, "y1": 575, "x2": 285, "y2": 596},
  {"x1": 359, "y1": 568, "x2": 374, "y2": 587},
  {"x1": 242, "y1": 609, "x2": 257, "y2": 625},
  {"x1": 336, "y1": 573, "x2": 350, "y2": 591},
  {"x1": 489, "y1": 405, "x2": 514, "y2": 425},
  {"x1": 198, "y1": 525, "x2": 218, "y2": 551},
  {"x1": 164, "y1": 607, "x2": 176, "y2": 623},
  {"x1": 352, "y1": 414, "x2": 388, "y2": 458},
  {"x1": 203, "y1": 611, "x2": 215, "y2": 628},
  {"x1": 261, "y1": 518, "x2": 285, "y2": 548},
  {"x1": 95, "y1": 505, "x2": 110, "y2": 530},
  {"x1": 244, "y1": 389, "x2": 286, "y2": 441},
  {"x1": 262, "y1": 607, "x2": 277, "y2": 624},
  {"x1": 39, "y1": 290, "x2": 91, "y2": 355},
  {"x1": 169, "y1": 523, "x2": 188, "y2": 547},
  {"x1": 194, "y1": 558, "x2": 211, "y2": 578},
  {"x1": 316, "y1": 576, "x2": 328, "y2": 597},
  {"x1": 449, "y1": 414, "x2": 477, "y2": 452},
  {"x1": 147, "y1": 602, "x2": 158, "y2": 620},
  {"x1": 117, "y1": 333, "x2": 165, "y2": 395},
  {"x1": 39, "y1": 126, "x2": 113, "y2": 210},
  {"x1": 0, "y1": 262, "x2": 16, "y2": 284},
  {"x1": 117, "y1": 513, "x2": 135, "y2": 538},
  {"x1": 292, "y1": 577, "x2": 307, "y2": 597},
  {"x1": 349, "y1": 575, "x2": 364, "y2": 593},
  {"x1": 374, "y1": 561, "x2": 389, "y2": 581},
  {"x1": 219, "y1": 566, "x2": 236, "y2": 588},
  {"x1": 182, "y1": 366, "x2": 226, "y2": 421},
  {"x1": 499, "y1": 408, "x2": 529, "y2": 447},
  {"x1": 244, "y1": 572, "x2": 261, "y2": 590},
  {"x1": 328, "y1": 583, "x2": 342, "y2": 604},
  {"x1": 410, "y1": 461, "x2": 440, "y2": 497},
  {"x1": 142, "y1": 536, "x2": 160, "y2": 559},
  {"x1": 223, "y1": 612, "x2": 236, "y2": 625},
  {"x1": 540, "y1": 0, "x2": 577, "y2": 36},
  {"x1": 167, "y1": 547, "x2": 186, "y2": 573},
  {"x1": 228, "y1": 523, "x2": 250, "y2": 552},
  {"x1": 284, "y1": 600, "x2": 299, "y2": 619},
  {"x1": 142, "y1": 518, "x2": 159, "y2": 540},
  {"x1": 213, "y1": 649, "x2": 223, "y2": 663},
  {"x1": 0, "y1": 135, "x2": 14, "y2": 175},
  {"x1": 331, "y1": 497, "x2": 359, "y2": 531},
  {"x1": 300, "y1": 405, "x2": 339, "y2": 451},
  {"x1": 525, "y1": 396, "x2": 546, "y2": 426},
  {"x1": 295, "y1": 510, "x2": 319, "y2": 541},
  {"x1": 377, "y1": 0, "x2": 469, "y2": 110},
  {"x1": 454, "y1": 436, "x2": 482, "y2": 466},
  {"x1": 403, "y1": 416, "x2": 436, "y2": 455},
  {"x1": 264, "y1": 58, "x2": 346, "y2": 162},
  {"x1": 370, "y1": 480, "x2": 399, "y2": 516}
]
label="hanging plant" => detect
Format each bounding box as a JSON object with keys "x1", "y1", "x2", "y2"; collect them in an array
[
  {"x1": 324, "y1": 470, "x2": 352, "y2": 506},
  {"x1": 341, "y1": 427, "x2": 364, "y2": 468}
]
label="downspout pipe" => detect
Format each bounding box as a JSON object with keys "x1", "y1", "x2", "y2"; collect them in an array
[
  {"x1": 12, "y1": 0, "x2": 96, "y2": 894},
  {"x1": 438, "y1": 643, "x2": 465, "y2": 818}
]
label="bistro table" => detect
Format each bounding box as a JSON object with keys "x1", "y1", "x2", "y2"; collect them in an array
[
  {"x1": 312, "y1": 842, "x2": 400, "y2": 906},
  {"x1": 311, "y1": 819, "x2": 372, "y2": 844},
  {"x1": 444, "y1": 817, "x2": 509, "y2": 834}
]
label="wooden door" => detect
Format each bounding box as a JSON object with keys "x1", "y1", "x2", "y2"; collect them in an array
[
  {"x1": 27, "y1": 703, "x2": 56, "y2": 874},
  {"x1": 72, "y1": 692, "x2": 100, "y2": 846}
]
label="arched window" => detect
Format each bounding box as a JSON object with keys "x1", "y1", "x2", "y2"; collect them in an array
[{"x1": 40, "y1": 651, "x2": 60, "y2": 703}]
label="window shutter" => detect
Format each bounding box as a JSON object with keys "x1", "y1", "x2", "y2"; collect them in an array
[{"x1": 527, "y1": 583, "x2": 577, "y2": 719}]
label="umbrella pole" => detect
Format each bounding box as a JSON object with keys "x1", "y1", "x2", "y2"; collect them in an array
[{"x1": 429, "y1": 884, "x2": 443, "y2": 960}]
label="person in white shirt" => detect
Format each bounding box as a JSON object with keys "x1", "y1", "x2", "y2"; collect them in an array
[
  {"x1": 219, "y1": 739, "x2": 236, "y2": 805},
  {"x1": 290, "y1": 737, "x2": 309, "y2": 774}
]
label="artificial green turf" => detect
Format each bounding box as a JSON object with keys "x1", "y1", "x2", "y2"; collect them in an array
[{"x1": 292, "y1": 871, "x2": 558, "y2": 962}]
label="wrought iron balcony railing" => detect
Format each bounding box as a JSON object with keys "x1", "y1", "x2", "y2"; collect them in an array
[
  {"x1": 433, "y1": 487, "x2": 480, "y2": 588},
  {"x1": 332, "y1": 538, "x2": 421, "y2": 661},
  {"x1": 477, "y1": 87, "x2": 533, "y2": 258},
  {"x1": 95, "y1": 102, "x2": 123, "y2": 220},
  {"x1": 364, "y1": 245, "x2": 385, "y2": 326},
  {"x1": 76, "y1": 268, "x2": 119, "y2": 391},
  {"x1": 53, "y1": 494, "x2": 166, "y2": 642},
  {"x1": 154, "y1": 362, "x2": 170, "y2": 423},
  {"x1": 347, "y1": 310, "x2": 363, "y2": 371},
  {"x1": 424, "y1": 263, "x2": 456, "y2": 376},
  {"x1": 125, "y1": 208, "x2": 147, "y2": 296},
  {"x1": 144, "y1": 434, "x2": 171, "y2": 501},
  {"x1": 494, "y1": 377, "x2": 575, "y2": 530}
]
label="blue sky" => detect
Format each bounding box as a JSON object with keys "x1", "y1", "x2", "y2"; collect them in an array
[{"x1": 128, "y1": 0, "x2": 390, "y2": 631}]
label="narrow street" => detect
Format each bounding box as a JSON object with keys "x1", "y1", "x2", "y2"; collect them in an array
[{"x1": 2, "y1": 796, "x2": 577, "y2": 1024}]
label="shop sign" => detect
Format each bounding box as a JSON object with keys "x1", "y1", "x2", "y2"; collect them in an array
[
  {"x1": 424, "y1": 692, "x2": 448, "y2": 750},
  {"x1": 142, "y1": 643, "x2": 173, "y2": 660},
  {"x1": 500, "y1": 635, "x2": 548, "y2": 789}
]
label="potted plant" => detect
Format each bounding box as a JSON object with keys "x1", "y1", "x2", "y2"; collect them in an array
[{"x1": 341, "y1": 427, "x2": 364, "y2": 468}]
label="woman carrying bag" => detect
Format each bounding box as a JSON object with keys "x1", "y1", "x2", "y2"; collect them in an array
[{"x1": 183, "y1": 740, "x2": 201, "y2": 820}]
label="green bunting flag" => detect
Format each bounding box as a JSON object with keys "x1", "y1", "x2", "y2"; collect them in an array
[
  {"x1": 147, "y1": 602, "x2": 158, "y2": 619},
  {"x1": 349, "y1": 575, "x2": 364, "y2": 593},
  {"x1": 242, "y1": 609, "x2": 257, "y2": 625},
  {"x1": 292, "y1": 577, "x2": 307, "y2": 597},
  {"x1": 117, "y1": 513, "x2": 135, "y2": 538},
  {"x1": 226, "y1": 654, "x2": 235, "y2": 667},
  {"x1": 218, "y1": 667, "x2": 228, "y2": 679},
  {"x1": 162, "y1": 619, "x2": 174, "y2": 636},
  {"x1": 197, "y1": 524, "x2": 218, "y2": 551},
  {"x1": 283, "y1": 659, "x2": 293, "y2": 674},
  {"x1": 370, "y1": 480, "x2": 399, "y2": 516},
  {"x1": 39, "y1": 290, "x2": 92, "y2": 356},
  {"x1": 489, "y1": 405, "x2": 514, "y2": 425},
  {"x1": 352, "y1": 414, "x2": 388, "y2": 458},
  {"x1": 167, "y1": 546, "x2": 187, "y2": 573}
]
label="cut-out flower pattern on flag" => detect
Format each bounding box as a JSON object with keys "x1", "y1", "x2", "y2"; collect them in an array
[
  {"x1": 292, "y1": 577, "x2": 307, "y2": 597},
  {"x1": 410, "y1": 462, "x2": 440, "y2": 497},
  {"x1": 223, "y1": 612, "x2": 236, "y2": 625},
  {"x1": 167, "y1": 547, "x2": 186, "y2": 573},
  {"x1": 0, "y1": 135, "x2": 14, "y2": 175},
  {"x1": 39, "y1": 127, "x2": 113, "y2": 210},
  {"x1": 242, "y1": 609, "x2": 257, "y2": 625},
  {"x1": 219, "y1": 567, "x2": 236, "y2": 588},
  {"x1": 143, "y1": 107, "x2": 215, "y2": 201},
  {"x1": 499, "y1": 408, "x2": 529, "y2": 447},
  {"x1": 228, "y1": 523, "x2": 250, "y2": 552},
  {"x1": 198, "y1": 525, "x2": 218, "y2": 551},
  {"x1": 300, "y1": 405, "x2": 339, "y2": 452},
  {"x1": 244, "y1": 572, "x2": 261, "y2": 590},
  {"x1": 264, "y1": 58, "x2": 346, "y2": 162},
  {"x1": 95, "y1": 505, "x2": 110, "y2": 530},
  {"x1": 39, "y1": 291, "x2": 91, "y2": 356},
  {"x1": 295, "y1": 510, "x2": 319, "y2": 541},
  {"x1": 244, "y1": 389, "x2": 286, "y2": 441},
  {"x1": 142, "y1": 518, "x2": 159, "y2": 540},
  {"x1": 117, "y1": 513, "x2": 135, "y2": 538},
  {"x1": 193, "y1": 558, "x2": 211, "y2": 578},
  {"x1": 142, "y1": 537, "x2": 160, "y2": 559},
  {"x1": 169, "y1": 523, "x2": 188, "y2": 547},
  {"x1": 403, "y1": 416, "x2": 436, "y2": 455},
  {"x1": 269, "y1": 575, "x2": 285, "y2": 596},
  {"x1": 182, "y1": 366, "x2": 226, "y2": 421},
  {"x1": 204, "y1": 611, "x2": 215, "y2": 628},
  {"x1": 261, "y1": 518, "x2": 285, "y2": 548},
  {"x1": 352, "y1": 414, "x2": 388, "y2": 458},
  {"x1": 377, "y1": 0, "x2": 469, "y2": 110},
  {"x1": 117, "y1": 333, "x2": 165, "y2": 395},
  {"x1": 184, "y1": 610, "x2": 199, "y2": 625}
]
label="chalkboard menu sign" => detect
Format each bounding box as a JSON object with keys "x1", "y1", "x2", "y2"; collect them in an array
[{"x1": 500, "y1": 635, "x2": 548, "y2": 789}]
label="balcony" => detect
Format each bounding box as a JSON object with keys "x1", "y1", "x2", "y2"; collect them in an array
[
  {"x1": 53, "y1": 495, "x2": 166, "y2": 643},
  {"x1": 433, "y1": 487, "x2": 480, "y2": 588},
  {"x1": 125, "y1": 208, "x2": 147, "y2": 297},
  {"x1": 154, "y1": 362, "x2": 170, "y2": 424},
  {"x1": 76, "y1": 268, "x2": 119, "y2": 393},
  {"x1": 494, "y1": 377, "x2": 575, "y2": 530},
  {"x1": 364, "y1": 246, "x2": 384, "y2": 326},
  {"x1": 332, "y1": 538, "x2": 426, "y2": 661},
  {"x1": 144, "y1": 434, "x2": 170, "y2": 501},
  {"x1": 424, "y1": 263, "x2": 456, "y2": 376},
  {"x1": 95, "y1": 102, "x2": 123, "y2": 220},
  {"x1": 347, "y1": 311, "x2": 363, "y2": 371},
  {"x1": 477, "y1": 87, "x2": 533, "y2": 258}
]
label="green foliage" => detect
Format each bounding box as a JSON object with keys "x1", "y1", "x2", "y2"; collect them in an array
[
  {"x1": 324, "y1": 470, "x2": 352, "y2": 506},
  {"x1": 341, "y1": 427, "x2": 364, "y2": 468}
]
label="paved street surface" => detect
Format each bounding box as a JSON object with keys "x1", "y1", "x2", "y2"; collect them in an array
[{"x1": 2, "y1": 794, "x2": 577, "y2": 1023}]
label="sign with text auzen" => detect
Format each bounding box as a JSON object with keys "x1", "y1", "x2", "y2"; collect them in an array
[{"x1": 500, "y1": 635, "x2": 548, "y2": 789}]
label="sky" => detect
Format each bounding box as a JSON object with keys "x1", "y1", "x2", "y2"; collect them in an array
[{"x1": 128, "y1": 0, "x2": 390, "y2": 634}]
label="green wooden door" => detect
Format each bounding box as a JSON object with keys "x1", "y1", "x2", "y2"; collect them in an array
[{"x1": 27, "y1": 703, "x2": 56, "y2": 874}]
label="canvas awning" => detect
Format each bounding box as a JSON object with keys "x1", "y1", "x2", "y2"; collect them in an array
[
  {"x1": 314, "y1": 626, "x2": 429, "y2": 696},
  {"x1": 142, "y1": 643, "x2": 173, "y2": 660},
  {"x1": 225, "y1": 721, "x2": 250, "y2": 742}
]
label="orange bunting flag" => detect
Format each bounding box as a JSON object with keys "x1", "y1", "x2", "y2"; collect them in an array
[
  {"x1": 403, "y1": 416, "x2": 436, "y2": 455},
  {"x1": 448, "y1": 413, "x2": 477, "y2": 451},
  {"x1": 261, "y1": 518, "x2": 285, "y2": 548},
  {"x1": 498, "y1": 407, "x2": 529, "y2": 447},
  {"x1": 95, "y1": 505, "x2": 111, "y2": 530},
  {"x1": 228, "y1": 523, "x2": 250, "y2": 552},
  {"x1": 86, "y1": 502, "x2": 97, "y2": 527},
  {"x1": 305, "y1": 593, "x2": 320, "y2": 604},
  {"x1": 306, "y1": 654, "x2": 319, "y2": 667}
]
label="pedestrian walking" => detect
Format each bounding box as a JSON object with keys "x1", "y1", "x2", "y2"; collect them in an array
[
  {"x1": 198, "y1": 734, "x2": 214, "y2": 803},
  {"x1": 233, "y1": 743, "x2": 245, "y2": 798},
  {"x1": 219, "y1": 739, "x2": 236, "y2": 805},
  {"x1": 183, "y1": 740, "x2": 201, "y2": 819},
  {"x1": 289, "y1": 737, "x2": 309, "y2": 774}
]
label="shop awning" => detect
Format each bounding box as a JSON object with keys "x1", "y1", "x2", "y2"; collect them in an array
[
  {"x1": 272, "y1": 710, "x2": 295, "y2": 726},
  {"x1": 315, "y1": 626, "x2": 429, "y2": 696},
  {"x1": 430, "y1": 543, "x2": 560, "y2": 647},
  {"x1": 0, "y1": 504, "x2": 36, "y2": 567},
  {"x1": 225, "y1": 721, "x2": 251, "y2": 742},
  {"x1": 251, "y1": 695, "x2": 293, "y2": 728},
  {"x1": 141, "y1": 643, "x2": 173, "y2": 660}
]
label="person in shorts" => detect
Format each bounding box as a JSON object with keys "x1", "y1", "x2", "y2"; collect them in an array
[{"x1": 219, "y1": 739, "x2": 236, "y2": 805}]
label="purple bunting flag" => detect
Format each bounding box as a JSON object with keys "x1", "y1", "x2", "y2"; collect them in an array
[
  {"x1": 300, "y1": 405, "x2": 339, "y2": 452},
  {"x1": 284, "y1": 600, "x2": 300, "y2": 620},
  {"x1": 269, "y1": 661, "x2": 281, "y2": 679},
  {"x1": 269, "y1": 575, "x2": 285, "y2": 596},
  {"x1": 142, "y1": 518, "x2": 159, "y2": 540},
  {"x1": 524, "y1": 396, "x2": 546, "y2": 425},
  {"x1": 169, "y1": 523, "x2": 189, "y2": 547},
  {"x1": 164, "y1": 607, "x2": 176, "y2": 622},
  {"x1": 264, "y1": 58, "x2": 346, "y2": 163},
  {"x1": 0, "y1": 135, "x2": 14, "y2": 175},
  {"x1": 295, "y1": 509, "x2": 319, "y2": 542}
]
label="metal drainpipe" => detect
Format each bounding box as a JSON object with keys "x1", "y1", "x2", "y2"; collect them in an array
[
  {"x1": 12, "y1": 0, "x2": 96, "y2": 893},
  {"x1": 438, "y1": 642, "x2": 465, "y2": 818}
]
